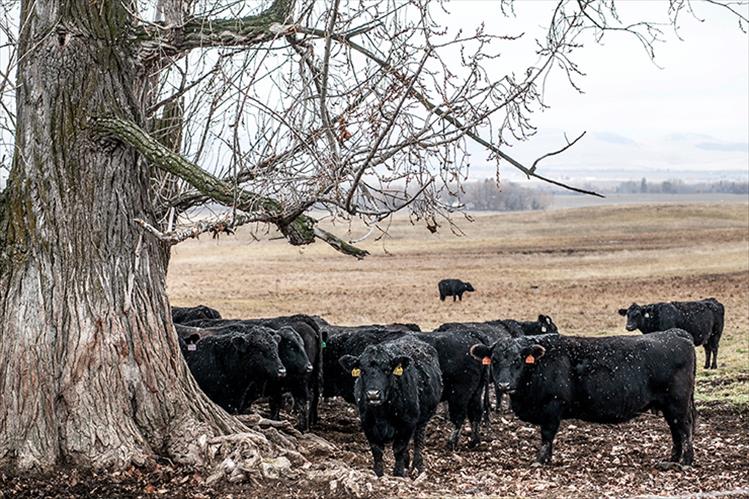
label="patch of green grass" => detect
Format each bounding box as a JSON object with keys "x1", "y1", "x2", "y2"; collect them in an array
[{"x1": 695, "y1": 371, "x2": 749, "y2": 410}]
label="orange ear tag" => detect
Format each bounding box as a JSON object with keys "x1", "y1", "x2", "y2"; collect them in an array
[
  {"x1": 351, "y1": 368, "x2": 361, "y2": 378},
  {"x1": 524, "y1": 355, "x2": 536, "y2": 365},
  {"x1": 392, "y1": 366, "x2": 404, "y2": 377},
  {"x1": 482, "y1": 357, "x2": 492, "y2": 366}
]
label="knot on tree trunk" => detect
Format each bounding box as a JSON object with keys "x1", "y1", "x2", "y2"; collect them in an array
[{"x1": 279, "y1": 216, "x2": 316, "y2": 246}]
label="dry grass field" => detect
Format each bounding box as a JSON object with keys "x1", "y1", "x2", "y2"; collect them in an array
[
  {"x1": 164, "y1": 201, "x2": 749, "y2": 498},
  {"x1": 169, "y1": 202, "x2": 748, "y2": 382}
]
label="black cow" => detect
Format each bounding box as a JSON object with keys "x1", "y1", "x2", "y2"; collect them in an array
[
  {"x1": 618, "y1": 298, "x2": 725, "y2": 369},
  {"x1": 434, "y1": 321, "x2": 514, "y2": 418},
  {"x1": 324, "y1": 324, "x2": 488, "y2": 450},
  {"x1": 183, "y1": 327, "x2": 285, "y2": 414},
  {"x1": 471, "y1": 330, "x2": 697, "y2": 465},
  {"x1": 316, "y1": 321, "x2": 421, "y2": 335},
  {"x1": 497, "y1": 315, "x2": 558, "y2": 336},
  {"x1": 171, "y1": 305, "x2": 221, "y2": 324},
  {"x1": 264, "y1": 327, "x2": 314, "y2": 430},
  {"x1": 436, "y1": 321, "x2": 511, "y2": 337},
  {"x1": 438, "y1": 279, "x2": 475, "y2": 302},
  {"x1": 339, "y1": 336, "x2": 443, "y2": 477},
  {"x1": 413, "y1": 330, "x2": 488, "y2": 449},
  {"x1": 185, "y1": 315, "x2": 323, "y2": 428},
  {"x1": 323, "y1": 327, "x2": 410, "y2": 402},
  {"x1": 437, "y1": 316, "x2": 558, "y2": 338}
]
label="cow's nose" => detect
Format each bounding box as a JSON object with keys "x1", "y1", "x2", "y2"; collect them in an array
[
  {"x1": 305, "y1": 364, "x2": 314, "y2": 373},
  {"x1": 277, "y1": 368, "x2": 287, "y2": 378},
  {"x1": 366, "y1": 390, "x2": 381, "y2": 400},
  {"x1": 497, "y1": 382, "x2": 511, "y2": 392},
  {"x1": 625, "y1": 324, "x2": 637, "y2": 331}
]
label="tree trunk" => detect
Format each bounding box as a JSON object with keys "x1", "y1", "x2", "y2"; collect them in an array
[{"x1": 0, "y1": 0, "x2": 243, "y2": 471}]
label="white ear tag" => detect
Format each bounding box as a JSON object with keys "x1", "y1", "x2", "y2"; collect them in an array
[
  {"x1": 187, "y1": 344, "x2": 197, "y2": 351},
  {"x1": 644, "y1": 313, "x2": 650, "y2": 319},
  {"x1": 541, "y1": 326, "x2": 547, "y2": 333}
]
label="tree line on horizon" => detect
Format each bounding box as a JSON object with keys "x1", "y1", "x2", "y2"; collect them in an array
[{"x1": 614, "y1": 178, "x2": 748, "y2": 195}]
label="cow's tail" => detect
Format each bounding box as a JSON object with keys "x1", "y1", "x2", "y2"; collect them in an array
[
  {"x1": 690, "y1": 348, "x2": 698, "y2": 435},
  {"x1": 318, "y1": 329, "x2": 328, "y2": 394},
  {"x1": 691, "y1": 391, "x2": 697, "y2": 435},
  {"x1": 712, "y1": 300, "x2": 725, "y2": 339}
]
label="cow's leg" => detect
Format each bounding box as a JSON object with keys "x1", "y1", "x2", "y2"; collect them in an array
[
  {"x1": 458, "y1": 292, "x2": 463, "y2": 301},
  {"x1": 495, "y1": 386, "x2": 504, "y2": 412},
  {"x1": 392, "y1": 428, "x2": 413, "y2": 477},
  {"x1": 309, "y1": 371, "x2": 321, "y2": 425},
  {"x1": 292, "y1": 386, "x2": 311, "y2": 432},
  {"x1": 710, "y1": 337, "x2": 719, "y2": 369},
  {"x1": 664, "y1": 402, "x2": 694, "y2": 465},
  {"x1": 481, "y1": 374, "x2": 491, "y2": 424},
  {"x1": 453, "y1": 295, "x2": 457, "y2": 302},
  {"x1": 446, "y1": 399, "x2": 467, "y2": 450},
  {"x1": 703, "y1": 345, "x2": 711, "y2": 370},
  {"x1": 411, "y1": 424, "x2": 427, "y2": 474},
  {"x1": 467, "y1": 387, "x2": 484, "y2": 448},
  {"x1": 440, "y1": 292, "x2": 446, "y2": 301},
  {"x1": 537, "y1": 420, "x2": 560, "y2": 465},
  {"x1": 370, "y1": 443, "x2": 385, "y2": 477},
  {"x1": 666, "y1": 418, "x2": 682, "y2": 462},
  {"x1": 268, "y1": 388, "x2": 283, "y2": 420}
]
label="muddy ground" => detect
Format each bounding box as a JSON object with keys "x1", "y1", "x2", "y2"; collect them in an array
[{"x1": 2, "y1": 398, "x2": 747, "y2": 498}]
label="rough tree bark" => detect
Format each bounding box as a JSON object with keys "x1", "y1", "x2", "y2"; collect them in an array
[{"x1": 0, "y1": 0, "x2": 292, "y2": 472}]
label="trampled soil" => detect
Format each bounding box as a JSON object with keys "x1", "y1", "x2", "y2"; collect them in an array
[{"x1": 2, "y1": 400, "x2": 748, "y2": 498}]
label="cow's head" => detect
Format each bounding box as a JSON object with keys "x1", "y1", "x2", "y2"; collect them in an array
[
  {"x1": 230, "y1": 327, "x2": 286, "y2": 379},
  {"x1": 464, "y1": 282, "x2": 476, "y2": 292},
  {"x1": 339, "y1": 345, "x2": 412, "y2": 406},
  {"x1": 276, "y1": 326, "x2": 313, "y2": 375},
  {"x1": 537, "y1": 314, "x2": 559, "y2": 334},
  {"x1": 470, "y1": 337, "x2": 545, "y2": 393},
  {"x1": 618, "y1": 303, "x2": 651, "y2": 332}
]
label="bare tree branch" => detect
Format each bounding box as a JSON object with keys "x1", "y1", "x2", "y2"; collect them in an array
[
  {"x1": 94, "y1": 116, "x2": 368, "y2": 258},
  {"x1": 137, "y1": 0, "x2": 296, "y2": 63},
  {"x1": 529, "y1": 131, "x2": 587, "y2": 174},
  {"x1": 297, "y1": 26, "x2": 604, "y2": 198},
  {"x1": 134, "y1": 216, "x2": 244, "y2": 245}
]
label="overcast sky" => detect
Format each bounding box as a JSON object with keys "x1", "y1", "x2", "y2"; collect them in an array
[
  {"x1": 0, "y1": 1, "x2": 746, "y2": 189},
  {"x1": 442, "y1": 1, "x2": 749, "y2": 183}
]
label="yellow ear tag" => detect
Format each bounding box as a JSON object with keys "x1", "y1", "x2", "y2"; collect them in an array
[
  {"x1": 351, "y1": 368, "x2": 361, "y2": 378},
  {"x1": 392, "y1": 365, "x2": 404, "y2": 376},
  {"x1": 482, "y1": 356, "x2": 492, "y2": 366},
  {"x1": 524, "y1": 355, "x2": 536, "y2": 365}
]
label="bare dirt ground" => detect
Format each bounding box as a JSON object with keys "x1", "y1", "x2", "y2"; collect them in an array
[{"x1": 3, "y1": 202, "x2": 748, "y2": 498}]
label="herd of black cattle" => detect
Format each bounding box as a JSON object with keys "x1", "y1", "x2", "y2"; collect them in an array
[{"x1": 171, "y1": 289, "x2": 725, "y2": 478}]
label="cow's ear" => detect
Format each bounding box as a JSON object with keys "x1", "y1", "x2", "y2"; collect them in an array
[
  {"x1": 470, "y1": 343, "x2": 492, "y2": 361},
  {"x1": 390, "y1": 356, "x2": 411, "y2": 374},
  {"x1": 522, "y1": 344, "x2": 546, "y2": 364},
  {"x1": 339, "y1": 354, "x2": 359, "y2": 372},
  {"x1": 186, "y1": 333, "x2": 201, "y2": 345},
  {"x1": 272, "y1": 334, "x2": 282, "y2": 345},
  {"x1": 617, "y1": 308, "x2": 628, "y2": 316}
]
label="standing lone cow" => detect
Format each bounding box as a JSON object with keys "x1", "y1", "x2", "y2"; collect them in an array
[
  {"x1": 471, "y1": 330, "x2": 697, "y2": 465},
  {"x1": 438, "y1": 279, "x2": 475, "y2": 302},
  {"x1": 339, "y1": 336, "x2": 443, "y2": 477},
  {"x1": 618, "y1": 298, "x2": 724, "y2": 369}
]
